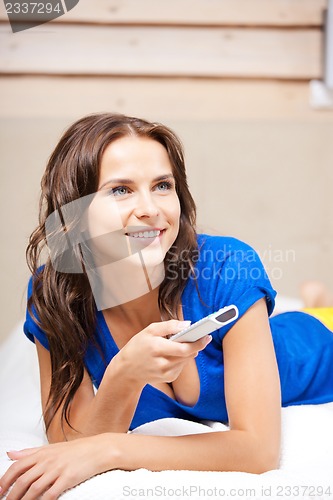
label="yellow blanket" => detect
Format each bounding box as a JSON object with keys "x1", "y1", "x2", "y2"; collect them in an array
[{"x1": 302, "y1": 308, "x2": 333, "y2": 332}]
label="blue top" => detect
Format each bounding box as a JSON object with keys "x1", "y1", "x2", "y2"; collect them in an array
[{"x1": 24, "y1": 234, "x2": 333, "y2": 430}]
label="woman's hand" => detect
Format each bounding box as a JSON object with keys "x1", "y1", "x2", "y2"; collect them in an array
[
  {"x1": 113, "y1": 320, "x2": 211, "y2": 387},
  {"x1": 0, "y1": 434, "x2": 114, "y2": 499}
]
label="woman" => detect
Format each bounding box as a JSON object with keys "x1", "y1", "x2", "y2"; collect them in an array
[{"x1": 1, "y1": 113, "x2": 332, "y2": 499}]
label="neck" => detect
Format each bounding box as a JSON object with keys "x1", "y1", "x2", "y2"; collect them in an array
[
  {"x1": 86, "y1": 252, "x2": 165, "y2": 312},
  {"x1": 104, "y1": 286, "x2": 162, "y2": 330}
]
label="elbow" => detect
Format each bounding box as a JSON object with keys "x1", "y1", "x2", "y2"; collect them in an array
[
  {"x1": 252, "y1": 445, "x2": 281, "y2": 474},
  {"x1": 234, "y1": 431, "x2": 281, "y2": 474},
  {"x1": 47, "y1": 430, "x2": 66, "y2": 444},
  {"x1": 46, "y1": 427, "x2": 82, "y2": 444},
  {"x1": 250, "y1": 425, "x2": 281, "y2": 474},
  {"x1": 255, "y1": 456, "x2": 280, "y2": 474},
  {"x1": 46, "y1": 416, "x2": 87, "y2": 443}
]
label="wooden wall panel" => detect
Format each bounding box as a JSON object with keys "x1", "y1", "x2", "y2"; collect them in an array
[
  {"x1": 0, "y1": 77, "x2": 332, "y2": 121},
  {"x1": 57, "y1": 0, "x2": 327, "y2": 26},
  {"x1": 0, "y1": 25, "x2": 321, "y2": 79},
  {"x1": 0, "y1": 0, "x2": 327, "y2": 26}
]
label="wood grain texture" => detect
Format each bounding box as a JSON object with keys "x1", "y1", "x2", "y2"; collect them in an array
[
  {"x1": 0, "y1": 25, "x2": 322, "y2": 79},
  {"x1": 1, "y1": 77, "x2": 332, "y2": 121},
  {"x1": 0, "y1": 0, "x2": 327, "y2": 26}
]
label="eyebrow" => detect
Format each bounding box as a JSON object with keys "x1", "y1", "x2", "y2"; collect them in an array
[{"x1": 98, "y1": 174, "x2": 175, "y2": 190}]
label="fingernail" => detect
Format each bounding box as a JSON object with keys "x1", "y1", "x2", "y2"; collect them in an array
[{"x1": 205, "y1": 335, "x2": 212, "y2": 343}]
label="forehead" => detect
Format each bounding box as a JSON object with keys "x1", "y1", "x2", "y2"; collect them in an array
[{"x1": 99, "y1": 136, "x2": 172, "y2": 179}]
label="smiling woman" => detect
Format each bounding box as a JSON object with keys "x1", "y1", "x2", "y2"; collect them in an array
[
  {"x1": 0, "y1": 113, "x2": 332, "y2": 500},
  {"x1": 79, "y1": 135, "x2": 181, "y2": 311},
  {"x1": 85, "y1": 136, "x2": 180, "y2": 274}
]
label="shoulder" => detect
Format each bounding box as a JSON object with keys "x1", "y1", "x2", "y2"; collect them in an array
[
  {"x1": 27, "y1": 264, "x2": 45, "y2": 295},
  {"x1": 196, "y1": 233, "x2": 259, "y2": 264},
  {"x1": 193, "y1": 233, "x2": 276, "y2": 319},
  {"x1": 197, "y1": 232, "x2": 255, "y2": 250}
]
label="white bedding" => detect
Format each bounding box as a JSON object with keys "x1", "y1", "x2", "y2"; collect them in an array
[{"x1": 1, "y1": 318, "x2": 333, "y2": 500}]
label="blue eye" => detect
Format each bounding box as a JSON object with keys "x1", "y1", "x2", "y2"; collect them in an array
[
  {"x1": 110, "y1": 186, "x2": 129, "y2": 197},
  {"x1": 156, "y1": 181, "x2": 173, "y2": 191},
  {"x1": 108, "y1": 181, "x2": 173, "y2": 198}
]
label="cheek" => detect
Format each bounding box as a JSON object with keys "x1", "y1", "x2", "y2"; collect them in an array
[
  {"x1": 173, "y1": 201, "x2": 181, "y2": 231},
  {"x1": 168, "y1": 194, "x2": 181, "y2": 221},
  {"x1": 85, "y1": 199, "x2": 124, "y2": 239}
]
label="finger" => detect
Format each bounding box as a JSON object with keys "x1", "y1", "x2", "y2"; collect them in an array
[
  {"x1": 192, "y1": 334, "x2": 213, "y2": 350},
  {"x1": 0, "y1": 455, "x2": 39, "y2": 496},
  {"x1": 5, "y1": 464, "x2": 43, "y2": 500},
  {"x1": 164, "y1": 334, "x2": 212, "y2": 357},
  {"x1": 147, "y1": 320, "x2": 192, "y2": 337},
  {"x1": 20, "y1": 471, "x2": 56, "y2": 500},
  {"x1": 42, "y1": 473, "x2": 84, "y2": 500},
  {"x1": 164, "y1": 347, "x2": 199, "y2": 362},
  {"x1": 7, "y1": 447, "x2": 42, "y2": 459},
  {"x1": 0, "y1": 448, "x2": 45, "y2": 498}
]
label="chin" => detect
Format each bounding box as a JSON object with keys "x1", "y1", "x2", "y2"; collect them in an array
[{"x1": 140, "y1": 249, "x2": 166, "y2": 269}]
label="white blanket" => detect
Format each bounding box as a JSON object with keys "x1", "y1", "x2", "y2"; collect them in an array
[{"x1": 1, "y1": 320, "x2": 333, "y2": 500}]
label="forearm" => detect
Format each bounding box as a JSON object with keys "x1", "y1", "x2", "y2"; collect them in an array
[
  {"x1": 106, "y1": 428, "x2": 280, "y2": 474},
  {"x1": 0, "y1": 429, "x2": 279, "y2": 500},
  {"x1": 50, "y1": 356, "x2": 144, "y2": 441},
  {"x1": 80, "y1": 361, "x2": 144, "y2": 436}
]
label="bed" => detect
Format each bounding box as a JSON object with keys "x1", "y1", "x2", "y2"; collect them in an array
[{"x1": 1, "y1": 302, "x2": 333, "y2": 500}]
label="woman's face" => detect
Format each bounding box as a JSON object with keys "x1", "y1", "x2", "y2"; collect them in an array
[{"x1": 83, "y1": 136, "x2": 181, "y2": 270}]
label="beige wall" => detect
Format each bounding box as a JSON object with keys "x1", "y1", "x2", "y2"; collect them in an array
[{"x1": 0, "y1": 0, "x2": 332, "y2": 341}]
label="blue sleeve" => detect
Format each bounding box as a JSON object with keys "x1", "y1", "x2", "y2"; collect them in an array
[
  {"x1": 197, "y1": 236, "x2": 277, "y2": 342},
  {"x1": 23, "y1": 274, "x2": 50, "y2": 351}
]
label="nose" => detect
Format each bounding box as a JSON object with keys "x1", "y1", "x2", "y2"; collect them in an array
[{"x1": 133, "y1": 190, "x2": 160, "y2": 218}]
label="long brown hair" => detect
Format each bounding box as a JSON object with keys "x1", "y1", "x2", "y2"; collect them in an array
[{"x1": 26, "y1": 113, "x2": 199, "y2": 435}]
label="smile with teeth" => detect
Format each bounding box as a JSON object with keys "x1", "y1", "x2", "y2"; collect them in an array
[{"x1": 126, "y1": 229, "x2": 163, "y2": 238}]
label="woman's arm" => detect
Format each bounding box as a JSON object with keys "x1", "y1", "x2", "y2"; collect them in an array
[
  {"x1": 35, "y1": 340, "x2": 144, "y2": 442},
  {"x1": 0, "y1": 298, "x2": 281, "y2": 498},
  {"x1": 37, "y1": 320, "x2": 210, "y2": 442},
  {"x1": 0, "y1": 425, "x2": 277, "y2": 500},
  {"x1": 222, "y1": 297, "x2": 281, "y2": 469},
  {"x1": 116, "y1": 297, "x2": 281, "y2": 473}
]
